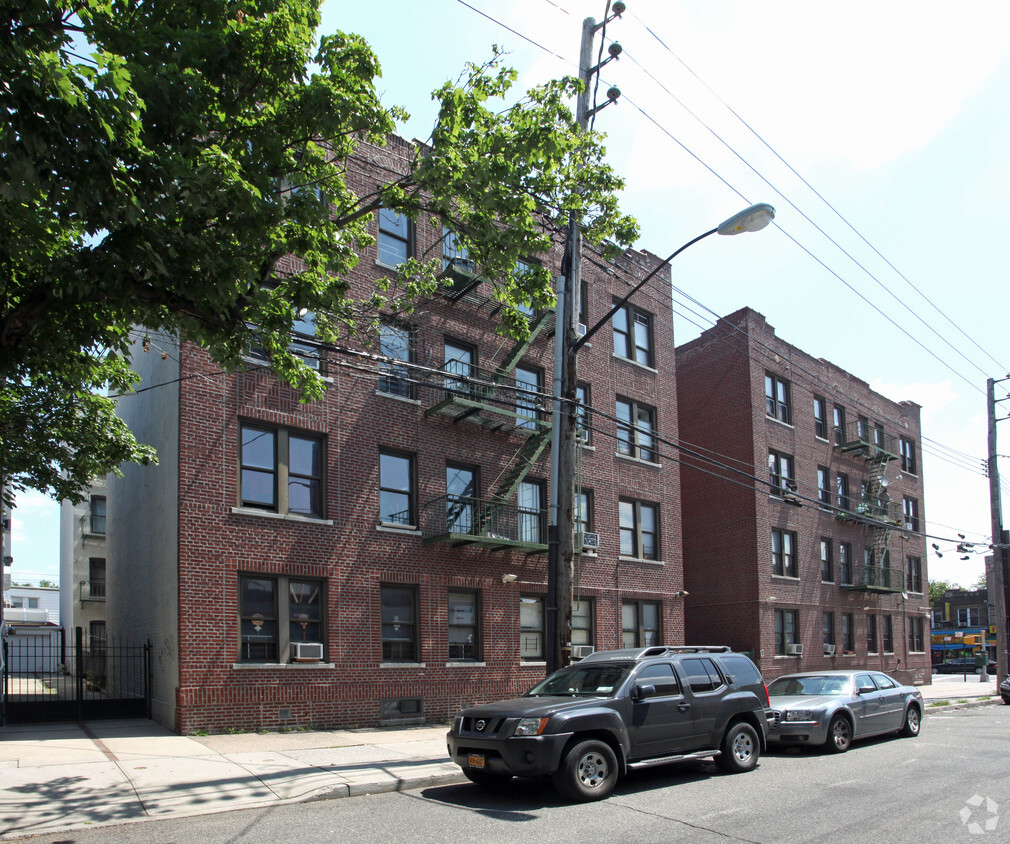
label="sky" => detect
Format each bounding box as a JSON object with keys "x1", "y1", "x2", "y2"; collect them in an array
[{"x1": 10, "y1": 0, "x2": 1010, "y2": 588}]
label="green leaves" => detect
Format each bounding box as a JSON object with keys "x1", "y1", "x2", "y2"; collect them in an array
[{"x1": 1, "y1": 0, "x2": 636, "y2": 505}]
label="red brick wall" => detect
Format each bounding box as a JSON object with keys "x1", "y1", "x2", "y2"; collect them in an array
[{"x1": 165, "y1": 138, "x2": 686, "y2": 732}]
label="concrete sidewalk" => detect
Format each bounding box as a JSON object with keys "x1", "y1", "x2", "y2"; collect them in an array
[{"x1": 0, "y1": 678, "x2": 1002, "y2": 840}]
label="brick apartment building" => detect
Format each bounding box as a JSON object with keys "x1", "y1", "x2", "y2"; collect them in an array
[
  {"x1": 107, "y1": 135, "x2": 686, "y2": 732},
  {"x1": 675, "y1": 308, "x2": 931, "y2": 687}
]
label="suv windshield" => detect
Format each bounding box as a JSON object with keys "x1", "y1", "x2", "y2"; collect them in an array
[{"x1": 526, "y1": 664, "x2": 633, "y2": 697}]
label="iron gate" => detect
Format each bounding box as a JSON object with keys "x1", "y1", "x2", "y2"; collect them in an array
[{"x1": 2, "y1": 627, "x2": 150, "y2": 724}]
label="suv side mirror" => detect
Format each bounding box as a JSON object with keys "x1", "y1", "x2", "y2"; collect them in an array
[{"x1": 632, "y1": 683, "x2": 656, "y2": 702}]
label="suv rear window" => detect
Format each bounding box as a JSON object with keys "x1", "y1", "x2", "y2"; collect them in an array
[{"x1": 718, "y1": 654, "x2": 762, "y2": 685}]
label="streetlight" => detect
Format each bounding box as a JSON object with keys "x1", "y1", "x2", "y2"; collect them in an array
[{"x1": 546, "y1": 202, "x2": 776, "y2": 675}]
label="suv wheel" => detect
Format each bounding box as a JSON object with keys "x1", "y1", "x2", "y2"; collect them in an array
[
  {"x1": 716, "y1": 722, "x2": 760, "y2": 773},
  {"x1": 825, "y1": 714, "x2": 852, "y2": 753},
  {"x1": 553, "y1": 740, "x2": 618, "y2": 802},
  {"x1": 463, "y1": 769, "x2": 513, "y2": 788}
]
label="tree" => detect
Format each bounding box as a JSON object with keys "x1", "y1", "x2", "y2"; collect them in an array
[
  {"x1": 929, "y1": 579, "x2": 955, "y2": 606},
  {"x1": 1, "y1": 0, "x2": 637, "y2": 505}
]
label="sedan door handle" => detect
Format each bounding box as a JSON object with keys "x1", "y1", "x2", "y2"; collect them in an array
[{"x1": 677, "y1": 703, "x2": 691, "y2": 712}]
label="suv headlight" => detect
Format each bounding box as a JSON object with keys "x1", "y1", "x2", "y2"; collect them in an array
[
  {"x1": 514, "y1": 717, "x2": 549, "y2": 736},
  {"x1": 784, "y1": 709, "x2": 815, "y2": 721}
]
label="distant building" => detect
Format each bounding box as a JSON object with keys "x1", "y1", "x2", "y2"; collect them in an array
[
  {"x1": 2, "y1": 584, "x2": 61, "y2": 673},
  {"x1": 59, "y1": 476, "x2": 108, "y2": 652},
  {"x1": 676, "y1": 307, "x2": 931, "y2": 687},
  {"x1": 930, "y1": 586, "x2": 992, "y2": 666}
]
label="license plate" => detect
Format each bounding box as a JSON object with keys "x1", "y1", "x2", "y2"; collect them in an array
[{"x1": 467, "y1": 754, "x2": 486, "y2": 769}]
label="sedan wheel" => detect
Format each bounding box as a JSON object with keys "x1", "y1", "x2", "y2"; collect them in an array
[
  {"x1": 899, "y1": 705, "x2": 921, "y2": 737},
  {"x1": 825, "y1": 714, "x2": 852, "y2": 753}
]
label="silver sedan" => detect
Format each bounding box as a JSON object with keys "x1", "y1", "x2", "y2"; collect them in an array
[{"x1": 766, "y1": 670, "x2": 923, "y2": 753}]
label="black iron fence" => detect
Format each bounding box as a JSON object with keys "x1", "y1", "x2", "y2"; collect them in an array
[{"x1": 2, "y1": 627, "x2": 150, "y2": 724}]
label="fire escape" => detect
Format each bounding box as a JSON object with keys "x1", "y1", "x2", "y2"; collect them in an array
[
  {"x1": 419, "y1": 257, "x2": 553, "y2": 553},
  {"x1": 835, "y1": 421, "x2": 904, "y2": 592}
]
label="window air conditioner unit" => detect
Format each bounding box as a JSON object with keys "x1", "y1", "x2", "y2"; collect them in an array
[
  {"x1": 823, "y1": 644, "x2": 836, "y2": 656},
  {"x1": 577, "y1": 323, "x2": 587, "y2": 337},
  {"x1": 580, "y1": 531, "x2": 600, "y2": 551},
  {"x1": 786, "y1": 643, "x2": 804, "y2": 656},
  {"x1": 571, "y1": 645, "x2": 595, "y2": 659},
  {"x1": 291, "y1": 642, "x2": 324, "y2": 662}
]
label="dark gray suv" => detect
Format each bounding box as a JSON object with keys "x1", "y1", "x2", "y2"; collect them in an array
[{"x1": 446, "y1": 646, "x2": 769, "y2": 801}]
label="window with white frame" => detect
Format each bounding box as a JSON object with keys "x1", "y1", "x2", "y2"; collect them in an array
[
  {"x1": 520, "y1": 595, "x2": 544, "y2": 660},
  {"x1": 612, "y1": 303, "x2": 653, "y2": 367},
  {"x1": 616, "y1": 397, "x2": 656, "y2": 462},
  {"x1": 619, "y1": 498, "x2": 659, "y2": 560}
]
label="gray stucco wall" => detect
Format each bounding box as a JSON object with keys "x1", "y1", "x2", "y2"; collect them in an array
[{"x1": 107, "y1": 331, "x2": 181, "y2": 729}]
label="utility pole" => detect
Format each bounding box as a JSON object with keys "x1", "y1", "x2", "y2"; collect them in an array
[
  {"x1": 546, "y1": 5, "x2": 624, "y2": 675},
  {"x1": 987, "y1": 377, "x2": 1010, "y2": 684}
]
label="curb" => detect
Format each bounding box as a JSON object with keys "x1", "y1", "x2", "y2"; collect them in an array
[{"x1": 924, "y1": 697, "x2": 1002, "y2": 714}]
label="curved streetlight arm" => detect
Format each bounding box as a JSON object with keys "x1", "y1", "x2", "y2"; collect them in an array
[
  {"x1": 570, "y1": 203, "x2": 775, "y2": 356},
  {"x1": 571, "y1": 228, "x2": 716, "y2": 355}
]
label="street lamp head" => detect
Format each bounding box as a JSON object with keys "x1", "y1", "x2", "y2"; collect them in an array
[{"x1": 716, "y1": 203, "x2": 776, "y2": 236}]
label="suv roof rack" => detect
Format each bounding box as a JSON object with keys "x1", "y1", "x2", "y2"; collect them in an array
[{"x1": 580, "y1": 645, "x2": 733, "y2": 663}]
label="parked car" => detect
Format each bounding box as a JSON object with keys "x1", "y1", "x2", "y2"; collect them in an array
[
  {"x1": 766, "y1": 670, "x2": 922, "y2": 753},
  {"x1": 999, "y1": 675, "x2": 1010, "y2": 705},
  {"x1": 934, "y1": 657, "x2": 996, "y2": 674},
  {"x1": 446, "y1": 646, "x2": 769, "y2": 802}
]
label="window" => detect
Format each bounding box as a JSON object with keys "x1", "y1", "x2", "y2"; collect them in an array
[
  {"x1": 377, "y1": 207, "x2": 412, "y2": 266},
  {"x1": 842, "y1": 613, "x2": 854, "y2": 652},
  {"x1": 572, "y1": 598, "x2": 594, "y2": 647},
  {"x1": 518, "y1": 480, "x2": 545, "y2": 544},
  {"x1": 823, "y1": 612, "x2": 835, "y2": 647},
  {"x1": 768, "y1": 450, "x2": 795, "y2": 496},
  {"x1": 381, "y1": 584, "x2": 418, "y2": 662},
  {"x1": 290, "y1": 310, "x2": 322, "y2": 371},
  {"x1": 909, "y1": 617, "x2": 924, "y2": 652},
  {"x1": 867, "y1": 614, "x2": 878, "y2": 653},
  {"x1": 882, "y1": 615, "x2": 894, "y2": 652},
  {"x1": 774, "y1": 608, "x2": 799, "y2": 654},
  {"x1": 379, "y1": 450, "x2": 415, "y2": 527},
  {"x1": 520, "y1": 595, "x2": 544, "y2": 660},
  {"x1": 443, "y1": 338, "x2": 475, "y2": 393},
  {"x1": 903, "y1": 497, "x2": 920, "y2": 532},
  {"x1": 515, "y1": 365, "x2": 542, "y2": 430},
  {"x1": 240, "y1": 425, "x2": 324, "y2": 517},
  {"x1": 11, "y1": 596, "x2": 39, "y2": 609},
  {"x1": 772, "y1": 529, "x2": 798, "y2": 577},
  {"x1": 89, "y1": 620, "x2": 107, "y2": 656},
  {"x1": 622, "y1": 600, "x2": 661, "y2": 647},
  {"x1": 820, "y1": 539, "x2": 834, "y2": 582},
  {"x1": 575, "y1": 383, "x2": 591, "y2": 444},
  {"x1": 900, "y1": 437, "x2": 917, "y2": 475},
  {"x1": 873, "y1": 422, "x2": 885, "y2": 450},
  {"x1": 89, "y1": 557, "x2": 106, "y2": 598},
  {"x1": 577, "y1": 489, "x2": 594, "y2": 536},
  {"x1": 957, "y1": 607, "x2": 980, "y2": 626},
  {"x1": 833, "y1": 405, "x2": 846, "y2": 445},
  {"x1": 89, "y1": 495, "x2": 107, "y2": 534},
  {"x1": 857, "y1": 415, "x2": 869, "y2": 441},
  {"x1": 637, "y1": 662, "x2": 679, "y2": 695},
  {"x1": 442, "y1": 227, "x2": 475, "y2": 274},
  {"x1": 764, "y1": 372, "x2": 791, "y2": 424},
  {"x1": 836, "y1": 473, "x2": 851, "y2": 510},
  {"x1": 378, "y1": 321, "x2": 414, "y2": 398},
  {"x1": 817, "y1": 466, "x2": 832, "y2": 506},
  {"x1": 840, "y1": 542, "x2": 853, "y2": 585},
  {"x1": 906, "y1": 556, "x2": 923, "y2": 593},
  {"x1": 619, "y1": 498, "x2": 659, "y2": 560},
  {"x1": 612, "y1": 303, "x2": 653, "y2": 367},
  {"x1": 931, "y1": 607, "x2": 944, "y2": 628},
  {"x1": 813, "y1": 396, "x2": 828, "y2": 439},
  {"x1": 513, "y1": 260, "x2": 537, "y2": 317},
  {"x1": 448, "y1": 590, "x2": 480, "y2": 661},
  {"x1": 681, "y1": 657, "x2": 725, "y2": 693},
  {"x1": 446, "y1": 464, "x2": 477, "y2": 535},
  {"x1": 616, "y1": 398, "x2": 657, "y2": 462},
  {"x1": 239, "y1": 574, "x2": 324, "y2": 663}
]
